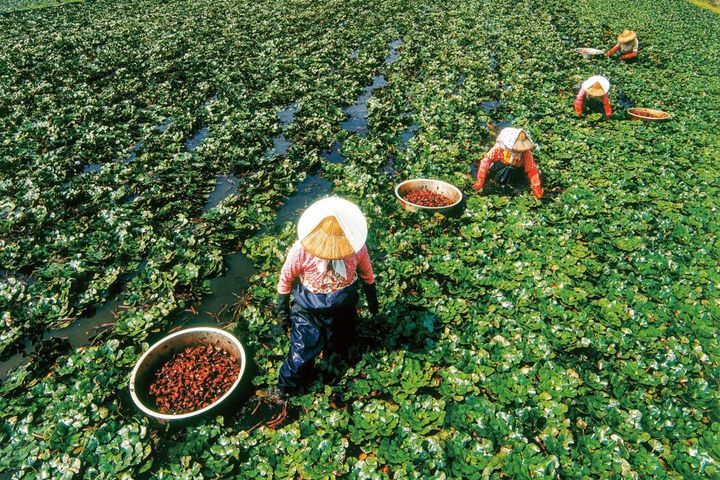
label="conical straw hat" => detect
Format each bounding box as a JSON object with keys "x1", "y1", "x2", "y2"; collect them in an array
[
  {"x1": 496, "y1": 127, "x2": 535, "y2": 152},
  {"x1": 618, "y1": 30, "x2": 636, "y2": 43},
  {"x1": 512, "y1": 130, "x2": 535, "y2": 152},
  {"x1": 582, "y1": 75, "x2": 610, "y2": 97},
  {"x1": 297, "y1": 197, "x2": 367, "y2": 260},
  {"x1": 301, "y1": 216, "x2": 356, "y2": 260}
]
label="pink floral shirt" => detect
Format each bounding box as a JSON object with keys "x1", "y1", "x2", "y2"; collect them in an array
[{"x1": 277, "y1": 241, "x2": 375, "y2": 294}]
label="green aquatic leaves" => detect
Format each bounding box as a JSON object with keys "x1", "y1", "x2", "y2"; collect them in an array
[{"x1": 0, "y1": 0, "x2": 719, "y2": 477}]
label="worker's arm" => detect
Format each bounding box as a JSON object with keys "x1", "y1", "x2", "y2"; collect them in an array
[
  {"x1": 472, "y1": 147, "x2": 501, "y2": 191},
  {"x1": 277, "y1": 242, "x2": 304, "y2": 295},
  {"x1": 601, "y1": 94, "x2": 613, "y2": 118},
  {"x1": 620, "y1": 39, "x2": 638, "y2": 60},
  {"x1": 356, "y1": 246, "x2": 378, "y2": 314},
  {"x1": 276, "y1": 293, "x2": 291, "y2": 328},
  {"x1": 276, "y1": 242, "x2": 305, "y2": 327},
  {"x1": 574, "y1": 89, "x2": 587, "y2": 116},
  {"x1": 523, "y1": 151, "x2": 543, "y2": 199},
  {"x1": 605, "y1": 43, "x2": 620, "y2": 57}
]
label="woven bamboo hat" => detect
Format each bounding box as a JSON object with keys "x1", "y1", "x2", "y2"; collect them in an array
[
  {"x1": 618, "y1": 30, "x2": 637, "y2": 44},
  {"x1": 297, "y1": 197, "x2": 367, "y2": 260},
  {"x1": 497, "y1": 127, "x2": 535, "y2": 152},
  {"x1": 581, "y1": 75, "x2": 611, "y2": 97}
]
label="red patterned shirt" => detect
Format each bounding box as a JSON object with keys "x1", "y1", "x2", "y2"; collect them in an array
[{"x1": 277, "y1": 241, "x2": 375, "y2": 294}]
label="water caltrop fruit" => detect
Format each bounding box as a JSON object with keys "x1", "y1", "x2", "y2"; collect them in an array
[
  {"x1": 403, "y1": 189, "x2": 454, "y2": 207},
  {"x1": 149, "y1": 344, "x2": 241, "y2": 414}
]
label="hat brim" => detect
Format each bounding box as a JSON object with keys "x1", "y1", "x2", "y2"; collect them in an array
[
  {"x1": 512, "y1": 140, "x2": 535, "y2": 152},
  {"x1": 618, "y1": 32, "x2": 636, "y2": 43},
  {"x1": 301, "y1": 216, "x2": 357, "y2": 260},
  {"x1": 586, "y1": 85, "x2": 606, "y2": 97},
  {"x1": 301, "y1": 236, "x2": 355, "y2": 260},
  {"x1": 297, "y1": 196, "x2": 368, "y2": 258}
]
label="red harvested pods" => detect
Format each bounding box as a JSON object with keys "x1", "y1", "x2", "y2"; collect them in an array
[
  {"x1": 149, "y1": 344, "x2": 241, "y2": 415},
  {"x1": 403, "y1": 188, "x2": 454, "y2": 207}
]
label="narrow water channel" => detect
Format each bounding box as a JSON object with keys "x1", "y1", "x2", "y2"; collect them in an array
[
  {"x1": 1, "y1": 40, "x2": 404, "y2": 380},
  {"x1": 0, "y1": 299, "x2": 122, "y2": 378}
]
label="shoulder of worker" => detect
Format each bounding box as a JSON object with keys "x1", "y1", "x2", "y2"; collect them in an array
[{"x1": 286, "y1": 240, "x2": 306, "y2": 259}]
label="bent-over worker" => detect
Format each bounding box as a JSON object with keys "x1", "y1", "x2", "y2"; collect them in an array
[
  {"x1": 473, "y1": 127, "x2": 543, "y2": 199},
  {"x1": 606, "y1": 30, "x2": 638, "y2": 61},
  {"x1": 275, "y1": 196, "x2": 378, "y2": 396},
  {"x1": 574, "y1": 75, "x2": 612, "y2": 118}
]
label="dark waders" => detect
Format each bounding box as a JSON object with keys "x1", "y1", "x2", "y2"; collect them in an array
[{"x1": 277, "y1": 282, "x2": 359, "y2": 393}]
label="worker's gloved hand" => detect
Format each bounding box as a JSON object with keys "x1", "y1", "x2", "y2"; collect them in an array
[
  {"x1": 574, "y1": 89, "x2": 586, "y2": 116},
  {"x1": 601, "y1": 95, "x2": 613, "y2": 118},
  {"x1": 363, "y1": 282, "x2": 379, "y2": 316},
  {"x1": 276, "y1": 293, "x2": 291, "y2": 330},
  {"x1": 472, "y1": 181, "x2": 484, "y2": 191},
  {"x1": 532, "y1": 184, "x2": 544, "y2": 199},
  {"x1": 528, "y1": 173, "x2": 543, "y2": 199},
  {"x1": 606, "y1": 44, "x2": 619, "y2": 58}
]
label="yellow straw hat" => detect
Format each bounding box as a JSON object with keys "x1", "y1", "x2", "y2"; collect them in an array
[
  {"x1": 497, "y1": 127, "x2": 535, "y2": 152},
  {"x1": 582, "y1": 75, "x2": 611, "y2": 97},
  {"x1": 297, "y1": 197, "x2": 368, "y2": 260},
  {"x1": 512, "y1": 130, "x2": 535, "y2": 152},
  {"x1": 618, "y1": 30, "x2": 637, "y2": 44}
]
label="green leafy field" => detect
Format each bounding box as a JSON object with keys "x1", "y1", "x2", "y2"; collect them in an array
[
  {"x1": 0, "y1": 0, "x2": 82, "y2": 13},
  {"x1": 1, "y1": 0, "x2": 719, "y2": 477}
]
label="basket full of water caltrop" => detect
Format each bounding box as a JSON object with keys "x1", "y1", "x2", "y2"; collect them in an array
[
  {"x1": 395, "y1": 178, "x2": 463, "y2": 214},
  {"x1": 575, "y1": 47, "x2": 605, "y2": 59},
  {"x1": 627, "y1": 107, "x2": 673, "y2": 121},
  {"x1": 129, "y1": 327, "x2": 248, "y2": 422}
]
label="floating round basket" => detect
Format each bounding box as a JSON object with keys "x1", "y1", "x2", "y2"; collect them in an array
[
  {"x1": 395, "y1": 178, "x2": 463, "y2": 214},
  {"x1": 129, "y1": 327, "x2": 247, "y2": 422},
  {"x1": 575, "y1": 47, "x2": 604, "y2": 59},
  {"x1": 627, "y1": 108, "x2": 672, "y2": 121}
]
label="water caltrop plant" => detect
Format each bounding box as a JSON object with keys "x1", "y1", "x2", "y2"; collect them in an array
[{"x1": 0, "y1": 0, "x2": 719, "y2": 477}]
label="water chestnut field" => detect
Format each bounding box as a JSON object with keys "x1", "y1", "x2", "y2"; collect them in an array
[{"x1": 0, "y1": 0, "x2": 719, "y2": 477}]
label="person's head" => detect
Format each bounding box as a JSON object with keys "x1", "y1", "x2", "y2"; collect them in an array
[
  {"x1": 581, "y1": 75, "x2": 611, "y2": 97},
  {"x1": 617, "y1": 30, "x2": 637, "y2": 45},
  {"x1": 297, "y1": 197, "x2": 367, "y2": 260},
  {"x1": 496, "y1": 127, "x2": 535, "y2": 154}
]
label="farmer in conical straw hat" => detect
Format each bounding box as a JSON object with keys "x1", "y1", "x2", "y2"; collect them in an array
[
  {"x1": 606, "y1": 30, "x2": 638, "y2": 61},
  {"x1": 574, "y1": 75, "x2": 612, "y2": 118},
  {"x1": 275, "y1": 196, "x2": 378, "y2": 395},
  {"x1": 473, "y1": 127, "x2": 543, "y2": 199}
]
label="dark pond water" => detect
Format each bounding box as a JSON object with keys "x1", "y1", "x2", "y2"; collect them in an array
[
  {"x1": 278, "y1": 104, "x2": 298, "y2": 126},
  {"x1": 384, "y1": 122, "x2": 419, "y2": 175},
  {"x1": 156, "y1": 117, "x2": 173, "y2": 132},
  {"x1": 275, "y1": 174, "x2": 333, "y2": 226},
  {"x1": 271, "y1": 135, "x2": 292, "y2": 156},
  {"x1": 1, "y1": 39, "x2": 404, "y2": 382},
  {"x1": 383, "y1": 157, "x2": 397, "y2": 176},
  {"x1": 124, "y1": 141, "x2": 144, "y2": 163},
  {"x1": 267, "y1": 104, "x2": 300, "y2": 159},
  {"x1": 384, "y1": 39, "x2": 402, "y2": 65},
  {"x1": 184, "y1": 127, "x2": 209, "y2": 151},
  {"x1": 83, "y1": 163, "x2": 102, "y2": 173},
  {"x1": 203, "y1": 175, "x2": 240, "y2": 211},
  {"x1": 168, "y1": 252, "x2": 256, "y2": 331},
  {"x1": 321, "y1": 141, "x2": 346, "y2": 164},
  {"x1": 481, "y1": 100, "x2": 505, "y2": 112},
  {"x1": 0, "y1": 298, "x2": 122, "y2": 379},
  {"x1": 399, "y1": 123, "x2": 419, "y2": 148},
  {"x1": 617, "y1": 91, "x2": 634, "y2": 108},
  {"x1": 339, "y1": 74, "x2": 389, "y2": 138},
  {"x1": 335, "y1": 40, "x2": 399, "y2": 140}
]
